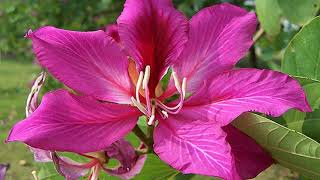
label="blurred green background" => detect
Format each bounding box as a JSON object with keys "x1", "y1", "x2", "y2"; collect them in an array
[{"x1": 0, "y1": 0, "x2": 315, "y2": 179}]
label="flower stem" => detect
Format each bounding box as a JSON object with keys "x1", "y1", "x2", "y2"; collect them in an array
[
  {"x1": 133, "y1": 125, "x2": 152, "y2": 146},
  {"x1": 146, "y1": 125, "x2": 154, "y2": 152}
]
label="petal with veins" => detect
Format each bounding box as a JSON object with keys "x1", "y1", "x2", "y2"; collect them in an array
[
  {"x1": 154, "y1": 117, "x2": 239, "y2": 179},
  {"x1": 27, "y1": 26, "x2": 133, "y2": 104},
  {"x1": 163, "y1": 3, "x2": 256, "y2": 98},
  {"x1": 7, "y1": 89, "x2": 140, "y2": 153},
  {"x1": 183, "y1": 69, "x2": 311, "y2": 126},
  {"x1": 117, "y1": 0, "x2": 188, "y2": 95},
  {"x1": 29, "y1": 147, "x2": 52, "y2": 162}
]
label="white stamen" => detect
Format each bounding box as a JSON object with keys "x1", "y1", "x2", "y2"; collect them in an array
[
  {"x1": 154, "y1": 73, "x2": 187, "y2": 115},
  {"x1": 161, "y1": 110, "x2": 169, "y2": 118},
  {"x1": 142, "y1": 65, "x2": 150, "y2": 90},
  {"x1": 131, "y1": 97, "x2": 148, "y2": 115},
  {"x1": 172, "y1": 71, "x2": 181, "y2": 92},
  {"x1": 182, "y1": 78, "x2": 187, "y2": 99},
  {"x1": 147, "y1": 105, "x2": 156, "y2": 125},
  {"x1": 136, "y1": 71, "x2": 144, "y2": 103}
]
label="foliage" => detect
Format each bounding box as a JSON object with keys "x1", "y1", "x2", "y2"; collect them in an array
[
  {"x1": 234, "y1": 113, "x2": 320, "y2": 179},
  {"x1": 0, "y1": 0, "x2": 124, "y2": 60}
]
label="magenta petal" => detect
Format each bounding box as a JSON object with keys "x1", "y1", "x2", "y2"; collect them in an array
[
  {"x1": 184, "y1": 69, "x2": 311, "y2": 126},
  {"x1": 7, "y1": 89, "x2": 140, "y2": 153},
  {"x1": 29, "y1": 147, "x2": 52, "y2": 162},
  {"x1": 27, "y1": 26, "x2": 133, "y2": 104},
  {"x1": 103, "y1": 139, "x2": 146, "y2": 179},
  {"x1": 0, "y1": 164, "x2": 9, "y2": 180},
  {"x1": 173, "y1": 3, "x2": 256, "y2": 94},
  {"x1": 223, "y1": 125, "x2": 273, "y2": 179},
  {"x1": 52, "y1": 153, "x2": 90, "y2": 180},
  {"x1": 117, "y1": 0, "x2": 188, "y2": 94},
  {"x1": 154, "y1": 117, "x2": 239, "y2": 179}
]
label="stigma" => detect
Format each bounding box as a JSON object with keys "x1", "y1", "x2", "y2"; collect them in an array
[{"x1": 131, "y1": 65, "x2": 187, "y2": 126}]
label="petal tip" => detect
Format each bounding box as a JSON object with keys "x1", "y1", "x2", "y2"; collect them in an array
[{"x1": 303, "y1": 99, "x2": 313, "y2": 112}]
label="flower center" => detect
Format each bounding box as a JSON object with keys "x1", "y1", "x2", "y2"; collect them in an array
[{"x1": 130, "y1": 65, "x2": 187, "y2": 126}]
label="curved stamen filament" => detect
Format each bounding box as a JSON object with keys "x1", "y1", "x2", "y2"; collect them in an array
[
  {"x1": 156, "y1": 71, "x2": 187, "y2": 115},
  {"x1": 131, "y1": 67, "x2": 187, "y2": 123},
  {"x1": 182, "y1": 78, "x2": 187, "y2": 98},
  {"x1": 131, "y1": 97, "x2": 148, "y2": 115},
  {"x1": 131, "y1": 65, "x2": 152, "y2": 117},
  {"x1": 136, "y1": 71, "x2": 144, "y2": 103},
  {"x1": 156, "y1": 72, "x2": 187, "y2": 115},
  {"x1": 142, "y1": 66, "x2": 150, "y2": 90},
  {"x1": 143, "y1": 66, "x2": 151, "y2": 115}
]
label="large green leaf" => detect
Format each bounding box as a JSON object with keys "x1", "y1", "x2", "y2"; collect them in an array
[
  {"x1": 281, "y1": 77, "x2": 320, "y2": 142},
  {"x1": 299, "y1": 109, "x2": 320, "y2": 142},
  {"x1": 283, "y1": 109, "x2": 306, "y2": 131},
  {"x1": 255, "y1": 0, "x2": 282, "y2": 36},
  {"x1": 277, "y1": 0, "x2": 320, "y2": 25},
  {"x1": 292, "y1": 76, "x2": 320, "y2": 111},
  {"x1": 282, "y1": 17, "x2": 320, "y2": 81},
  {"x1": 233, "y1": 113, "x2": 320, "y2": 178}
]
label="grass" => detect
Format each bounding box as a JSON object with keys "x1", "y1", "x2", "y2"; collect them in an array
[{"x1": 0, "y1": 59, "x2": 40, "y2": 180}]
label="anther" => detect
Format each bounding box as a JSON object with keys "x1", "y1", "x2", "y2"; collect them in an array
[
  {"x1": 182, "y1": 78, "x2": 187, "y2": 98},
  {"x1": 136, "y1": 71, "x2": 144, "y2": 103},
  {"x1": 172, "y1": 71, "x2": 181, "y2": 92},
  {"x1": 161, "y1": 110, "x2": 169, "y2": 118},
  {"x1": 142, "y1": 65, "x2": 150, "y2": 90}
]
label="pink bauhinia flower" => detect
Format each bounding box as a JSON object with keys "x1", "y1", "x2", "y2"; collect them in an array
[{"x1": 7, "y1": 1, "x2": 311, "y2": 179}]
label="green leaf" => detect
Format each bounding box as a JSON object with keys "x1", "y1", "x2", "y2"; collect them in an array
[
  {"x1": 277, "y1": 0, "x2": 320, "y2": 25},
  {"x1": 292, "y1": 76, "x2": 320, "y2": 110},
  {"x1": 298, "y1": 109, "x2": 320, "y2": 142},
  {"x1": 283, "y1": 109, "x2": 306, "y2": 131},
  {"x1": 255, "y1": 0, "x2": 282, "y2": 36},
  {"x1": 282, "y1": 17, "x2": 320, "y2": 81},
  {"x1": 233, "y1": 113, "x2": 320, "y2": 178},
  {"x1": 133, "y1": 154, "x2": 179, "y2": 180},
  {"x1": 282, "y1": 76, "x2": 320, "y2": 140},
  {"x1": 304, "y1": 82, "x2": 320, "y2": 110}
]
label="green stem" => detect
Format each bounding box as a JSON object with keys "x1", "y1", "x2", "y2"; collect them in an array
[
  {"x1": 132, "y1": 125, "x2": 149, "y2": 145},
  {"x1": 132, "y1": 124, "x2": 155, "y2": 153},
  {"x1": 146, "y1": 125, "x2": 154, "y2": 153}
]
